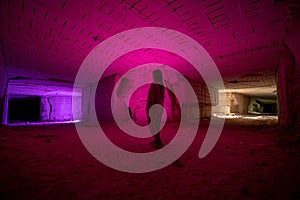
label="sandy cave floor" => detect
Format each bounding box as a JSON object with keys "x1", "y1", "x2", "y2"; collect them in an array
[{"x1": 0, "y1": 120, "x2": 299, "y2": 199}]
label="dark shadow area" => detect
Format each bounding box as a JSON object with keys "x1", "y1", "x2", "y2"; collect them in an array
[
  {"x1": 8, "y1": 96, "x2": 41, "y2": 123},
  {"x1": 248, "y1": 97, "x2": 277, "y2": 115}
]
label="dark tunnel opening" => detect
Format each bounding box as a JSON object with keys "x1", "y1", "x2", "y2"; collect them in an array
[{"x1": 8, "y1": 96, "x2": 41, "y2": 123}]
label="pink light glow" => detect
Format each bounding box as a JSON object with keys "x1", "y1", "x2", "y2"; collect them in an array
[
  {"x1": 4, "y1": 79, "x2": 83, "y2": 125},
  {"x1": 0, "y1": 0, "x2": 300, "y2": 198},
  {"x1": 74, "y1": 27, "x2": 226, "y2": 173}
]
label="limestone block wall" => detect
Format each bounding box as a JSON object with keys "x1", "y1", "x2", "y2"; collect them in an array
[
  {"x1": 228, "y1": 93, "x2": 250, "y2": 115},
  {"x1": 89, "y1": 72, "x2": 218, "y2": 123},
  {"x1": 94, "y1": 74, "x2": 118, "y2": 122},
  {"x1": 276, "y1": 45, "x2": 300, "y2": 126},
  {"x1": 2, "y1": 79, "x2": 82, "y2": 124},
  {"x1": 278, "y1": 24, "x2": 300, "y2": 127},
  {"x1": 0, "y1": 46, "x2": 7, "y2": 123}
]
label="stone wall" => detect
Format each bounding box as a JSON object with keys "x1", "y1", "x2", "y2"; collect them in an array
[
  {"x1": 40, "y1": 96, "x2": 82, "y2": 122},
  {"x1": 94, "y1": 74, "x2": 118, "y2": 122},
  {"x1": 276, "y1": 45, "x2": 300, "y2": 126},
  {"x1": 87, "y1": 72, "x2": 218, "y2": 123},
  {"x1": 228, "y1": 93, "x2": 250, "y2": 115},
  {"x1": 2, "y1": 79, "x2": 82, "y2": 124},
  {"x1": 0, "y1": 47, "x2": 7, "y2": 124},
  {"x1": 280, "y1": 23, "x2": 300, "y2": 126}
]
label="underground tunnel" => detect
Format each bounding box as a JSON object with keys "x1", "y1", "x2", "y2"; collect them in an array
[{"x1": 0, "y1": 0, "x2": 300, "y2": 199}]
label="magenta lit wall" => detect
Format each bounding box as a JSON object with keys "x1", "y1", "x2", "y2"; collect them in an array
[
  {"x1": 3, "y1": 79, "x2": 83, "y2": 124},
  {"x1": 0, "y1": 52, "x2": 7, "y2": 123}
]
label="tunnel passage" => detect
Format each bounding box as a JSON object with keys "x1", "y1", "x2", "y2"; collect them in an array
[{"x1": 8, "y1": 96, "x2": 41, "y2": 123}]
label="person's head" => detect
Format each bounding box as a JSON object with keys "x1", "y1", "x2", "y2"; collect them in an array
[{"x1": 153, "y1": 69, "x2": 163, "y2": 84}]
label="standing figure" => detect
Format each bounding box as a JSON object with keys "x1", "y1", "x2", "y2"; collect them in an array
[{"x1": 146, "y1": 69, "x2": 165, "y2": 149}]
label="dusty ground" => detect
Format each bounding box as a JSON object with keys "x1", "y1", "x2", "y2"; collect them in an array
[{"x1": 0, "y1": 120, "x2": 299, "y2": 199}]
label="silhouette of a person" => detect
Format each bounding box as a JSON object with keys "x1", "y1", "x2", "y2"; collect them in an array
[{"x1": 146, "y1": 69, "x2": 165, "y2": 148}]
